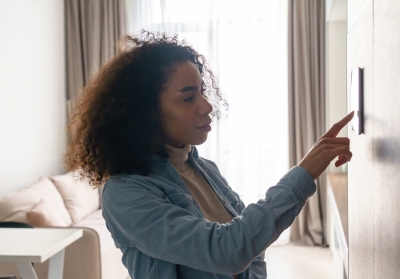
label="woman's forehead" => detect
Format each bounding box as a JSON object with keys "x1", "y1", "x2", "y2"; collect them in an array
[{"x1": 165, "y1": 61, "x2": 202, "y2": 89}]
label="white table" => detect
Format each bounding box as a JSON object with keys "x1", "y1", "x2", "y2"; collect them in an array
[{"x1": 0, "y1": 228, "x2": 82, "y2": 279}]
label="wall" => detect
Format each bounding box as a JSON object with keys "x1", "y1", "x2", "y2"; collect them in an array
[
  {"x1": 0, "y1": 0, "x2": 66, "y2": 195},
  {"x1": 347, "y1": 0, "x2": 400, "y2": 278}
]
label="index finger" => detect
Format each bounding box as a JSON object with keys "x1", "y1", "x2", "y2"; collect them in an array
[{"x1": 323, "y1": 111, "x2": 354, "y2": 138}]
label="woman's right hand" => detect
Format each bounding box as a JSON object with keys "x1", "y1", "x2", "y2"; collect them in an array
[{"x1": 298, "y1": 111, "x2": 354, "y2": 180}]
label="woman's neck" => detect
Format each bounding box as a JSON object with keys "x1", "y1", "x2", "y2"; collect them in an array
[{"x1": 165, "y1": 144, "x2": 192, "y2": 171}]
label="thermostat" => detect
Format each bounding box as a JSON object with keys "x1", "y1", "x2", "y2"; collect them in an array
[{"x1": 350, "y1": 67, "x2": 364, "y2": 134}]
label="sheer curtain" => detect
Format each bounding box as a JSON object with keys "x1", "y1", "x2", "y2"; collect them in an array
[{"x1": 127, "y1": 0, "x2": 289, "y2": 243}]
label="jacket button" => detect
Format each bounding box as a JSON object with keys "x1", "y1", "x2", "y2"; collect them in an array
[{"x1": 223, "y1": 200, "x2": 226, "y2": 204}]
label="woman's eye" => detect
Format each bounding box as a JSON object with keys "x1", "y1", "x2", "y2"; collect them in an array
[{"x1": 184, "y1": 95, "x2": 194, "y2": 102}]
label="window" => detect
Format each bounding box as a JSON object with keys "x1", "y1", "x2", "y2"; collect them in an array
[{"x1": 129, "y1": 0, "x2": 289, "y2": 209}]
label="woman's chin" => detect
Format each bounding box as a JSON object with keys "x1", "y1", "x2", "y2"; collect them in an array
[{"x1": 191, "y1": 135, "x2": 209, "y2": 146}]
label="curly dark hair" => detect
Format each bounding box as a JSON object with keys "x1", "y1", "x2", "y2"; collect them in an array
[{"x1": 65, "y1": 30, "x2": 227, "y2": 187}]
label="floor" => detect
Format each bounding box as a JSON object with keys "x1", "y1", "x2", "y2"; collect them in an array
[{"x1": 265, "y1": 243, "x2": 340, "y2": 279}]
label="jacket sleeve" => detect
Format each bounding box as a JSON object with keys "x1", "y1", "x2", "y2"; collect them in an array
[
  {"x1": 228, "y1": 184, "x2": 267, "y2": 279},
  {"x1": 102, "y1": 166, "x2": 315, "y2": 275},
  {"x1": 233, "y1": 188, "x2": 266, "y2": 279},
  {"x1": 247, "y1": 252, "x2": 266, "y2": 279}
]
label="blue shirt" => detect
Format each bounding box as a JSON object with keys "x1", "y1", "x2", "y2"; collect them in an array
[{"x1": 102, "y1": 146, "x2": 316, "y2": 279}]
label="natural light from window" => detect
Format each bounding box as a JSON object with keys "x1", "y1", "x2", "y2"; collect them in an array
[{"x1": 129, "y1": 0, "x2": 289, "y2": 226}]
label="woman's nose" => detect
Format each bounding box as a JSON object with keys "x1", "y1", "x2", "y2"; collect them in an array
[{"x1": 198, "y1": 96, "x2": 213, "y2": 116}]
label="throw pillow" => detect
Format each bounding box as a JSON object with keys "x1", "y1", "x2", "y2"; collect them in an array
[
  {"x1": 0, "y1": 177, "x2": 72, "y2": 226},
  {"x1": 49, "y1": 172, "x2": 100, "y2": 224},
  {"x1": 26, "y1": 199, "x2": 68, "y2": 227}
]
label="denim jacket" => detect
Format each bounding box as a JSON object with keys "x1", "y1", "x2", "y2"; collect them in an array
[{"x1": 102, "y1": 146, "x2": 316, "y2": 279}]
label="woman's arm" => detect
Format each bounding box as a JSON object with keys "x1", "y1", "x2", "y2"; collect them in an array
[
  {"x1": 233, "y1": 194, "x2": 267, "y2": 279},
  {"x1": 247, "y1": 252, "x2": 266, "y2": 279},
  {"x1": 102, "y1": 166, "x2": 315, "y2": 275}
]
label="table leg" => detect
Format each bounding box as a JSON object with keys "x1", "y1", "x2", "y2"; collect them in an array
[
  {"x1": 48, "y1": 249, "x2": 65, "y2": 279},
  {"x1": 15, "y1": 262, "x2": 38, "y2": 279}
]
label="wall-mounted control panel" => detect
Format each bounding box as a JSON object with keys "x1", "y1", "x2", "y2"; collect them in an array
[{"x1": 350, "y1": 67, "x2": 364, "y2": 134}]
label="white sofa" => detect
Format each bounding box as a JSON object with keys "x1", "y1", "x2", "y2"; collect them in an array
[{"x1": 0, "y1": 173, "x2": 129, "y2": 279}]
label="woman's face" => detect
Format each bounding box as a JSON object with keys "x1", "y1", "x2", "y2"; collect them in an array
[{"x1": 159, "y1": 61, "x2": 213, "y2": 148}]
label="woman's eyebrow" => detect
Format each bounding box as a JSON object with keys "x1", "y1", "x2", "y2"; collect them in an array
[{"x1": 179, "y1": 85, "x2": 198, "y2": 92}]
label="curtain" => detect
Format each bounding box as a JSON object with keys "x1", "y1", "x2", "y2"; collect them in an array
[
  {"x1": 129, "y1": 0, "x2": 290, "y2": 245},
  {"x1": 65, "y1": 0, "x2": 127, "y2": 101},
  {"x1": 288, "y1": 0, "x2": 326, "y2": 245}
]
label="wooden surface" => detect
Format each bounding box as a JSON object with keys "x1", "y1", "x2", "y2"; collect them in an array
[{"x1": 347, "y1": 1, "x2": 375, "y2": 278}]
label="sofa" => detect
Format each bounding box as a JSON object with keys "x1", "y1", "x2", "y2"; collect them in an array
[{"x1": 0, "y1": 173, "x2": 129, "y2": 279}]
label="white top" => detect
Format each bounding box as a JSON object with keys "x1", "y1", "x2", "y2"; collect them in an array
[{"x1": 0, "y1": 228, "x2": 82, "y2": 263}]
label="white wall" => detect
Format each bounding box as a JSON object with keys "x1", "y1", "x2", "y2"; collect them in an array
[{"x1": 0, "y1": 0, "x2": 67, "y2": 194}]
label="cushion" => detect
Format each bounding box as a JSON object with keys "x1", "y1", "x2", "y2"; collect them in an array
[
  {"x1": 73, "y1": 210, "x2": 117, "y2": 253},
  {"x1": 49, "y1": 172, "x2": 100, "y2": 224},
  {"x1": 27, "y1": 199, "x2": 68, "y2": 227},
  {"x1": 0, "y1": 177, "x2": 72, "y2": 226}
]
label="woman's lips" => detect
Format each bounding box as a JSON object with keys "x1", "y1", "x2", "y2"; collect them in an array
[{"x1": 197, "y1": 124, "x2": 212, "y2": 132}]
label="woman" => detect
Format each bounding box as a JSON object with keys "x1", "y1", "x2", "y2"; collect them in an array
[{"x1": 65, "y1": 31, "x2": 353, "y2": 279}]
